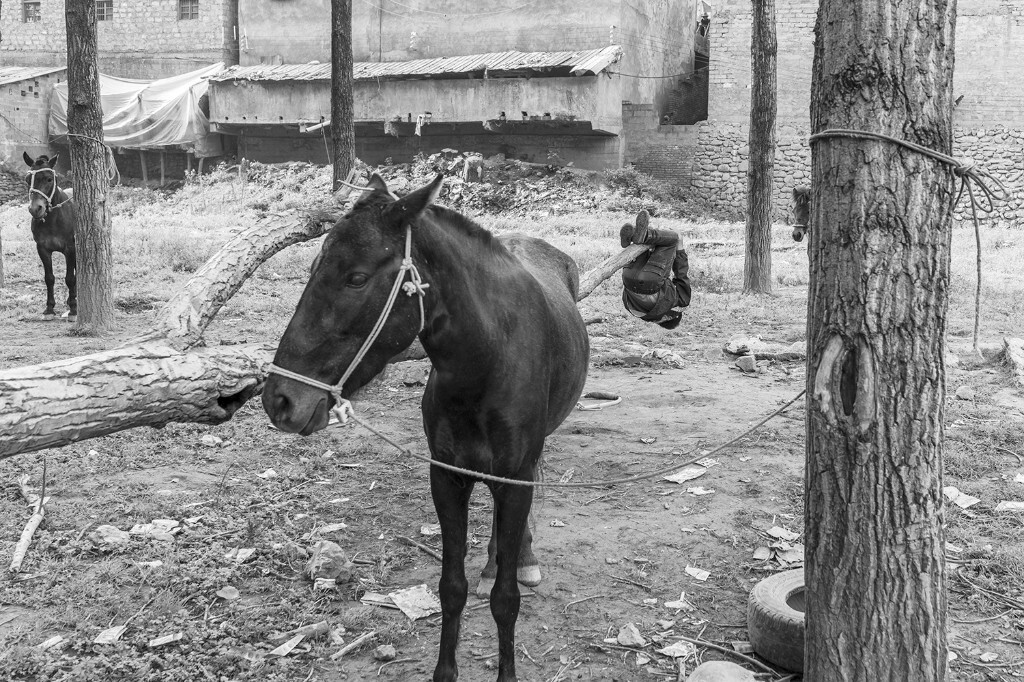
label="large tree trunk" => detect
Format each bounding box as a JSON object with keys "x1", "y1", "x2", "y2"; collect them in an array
[
  {"x1": 804, "y1": 1, "x2": 954, "y2": 680},
  {"x1": 330, "y1": 0, "x2": 355, "y2": 190},
  {"x1": 66, "y1": 0, "x2": 114, "y2": 331},
  {"x1": 742, "y1": 0, "x2": 776, "y2": 295},
  {"x1": 0, "y1": 205, "x2": 631, "y2": 459}
]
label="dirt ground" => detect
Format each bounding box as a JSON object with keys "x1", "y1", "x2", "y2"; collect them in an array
[{"x1": 1, "y1": 178, "x2": 1023, "y2": 680}]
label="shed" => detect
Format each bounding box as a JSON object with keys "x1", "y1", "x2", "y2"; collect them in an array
[
  {"x1": 0, "y1": 66, "x2": 67, "y2": 167},
  {"x1": 208, "y1": 46, "x2": 629, "y2": 169}
]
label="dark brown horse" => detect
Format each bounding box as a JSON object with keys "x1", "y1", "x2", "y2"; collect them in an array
[
  {"x1": 263, "y1": 173, "x2": 589, "y2": 681},
  {"x1": 791, "y1": 185, "x2": 811, "y2": 242},
  {"x1": 24, "y1": 152, "x2": 77, "y2": 321}
]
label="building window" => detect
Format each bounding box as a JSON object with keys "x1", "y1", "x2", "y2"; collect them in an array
[
  {"x1": 178, "y1": 0, "x2": 199, "y2": 20},
  {"x1": 22, "y1": 1, "x2": 41, "y2": 23},
  {"x1": 96, "y1": 0, "x2": 114, "y2": 21}
]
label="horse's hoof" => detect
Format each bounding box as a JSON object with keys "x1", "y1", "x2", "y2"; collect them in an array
[
  {"x1": 476, "y1": 576, "x2": 494, "y2": 599},
  {"x1": 65, "y1": 314, "x2": 77, "y2": 323},
  {"x1": 42, "y1": 313, "x2": 56, "y2": 321},
  {"x1": 516, "y1": 565, "x2": 542, "y2": 587}
]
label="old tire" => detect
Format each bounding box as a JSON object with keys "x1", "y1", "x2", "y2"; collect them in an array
[{"x1": 747, "y1": 568, "x2": 805, "y2": 673}]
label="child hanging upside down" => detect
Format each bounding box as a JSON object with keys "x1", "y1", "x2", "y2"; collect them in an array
[{"x1": 619, "y1": 210, "x2": 692, "y2": 329}]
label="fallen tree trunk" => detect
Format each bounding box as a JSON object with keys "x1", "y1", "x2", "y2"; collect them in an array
[{"x1": 0, "y1": 205, "x2": 642, "y2": 459}]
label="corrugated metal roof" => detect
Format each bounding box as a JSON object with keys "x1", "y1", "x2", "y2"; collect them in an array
[
  {"x1": 0, "y1": 66, "x2": 67, "y2": 87},
  {"x1": 210, "y1": 45, "x2": 622, "y2": 83}
]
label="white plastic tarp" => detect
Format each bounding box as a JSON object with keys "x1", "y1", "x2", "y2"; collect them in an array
[{"x1": 49, "y1": 63, "x2": 224, "y2": 155}]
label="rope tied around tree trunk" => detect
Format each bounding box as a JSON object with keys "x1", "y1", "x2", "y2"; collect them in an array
[
  {"x1": 63, "y1": 131, "x2": 122, "y2": 186},
  {"x1": 809, "y1": 128, "x2": 1012, "y2": 353}
]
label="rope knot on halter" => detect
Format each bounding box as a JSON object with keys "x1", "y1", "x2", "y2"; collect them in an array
[{"x1": 267, "y1": 224, "x2": 428, "y2": 426}]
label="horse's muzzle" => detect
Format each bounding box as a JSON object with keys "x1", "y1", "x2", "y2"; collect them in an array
[
  {"x1": 262, "y1": 375, "x2": 331, "y2": 436},
  {"x1": 792, "y1": 226, "x2": 807, "y2": 242}
]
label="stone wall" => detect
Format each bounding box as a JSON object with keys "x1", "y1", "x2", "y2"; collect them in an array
[
  {"x1": 690, "y1": 0, "x2": 1024, "y2": 225},
  {"x1": 0, "y1": 0, "x2": 237, "y2": 79},
  {"x1": 622, "y1": 104, "x2": 700, "y2": 186}
]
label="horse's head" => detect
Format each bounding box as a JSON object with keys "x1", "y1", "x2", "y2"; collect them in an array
[
  {"x1": 23, "y1": 152, "x2": 60, "y2": 219},
  {"x1": 791, "y1": 186, "x2": 810, "y2": 242},
  {"x1": 263, "y1": 172, "x2": 443, "y2": 435}
]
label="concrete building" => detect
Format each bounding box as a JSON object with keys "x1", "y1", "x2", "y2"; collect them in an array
[
  {"x1": 0, "y1": 66, "x2": 66, "y2": 166},
  {"x1": 0, "y1": 0, "x2": 239, "y2": 79},
  {"x1": 211, "y1": 0, "x2": 708, "y2": 170},
  {"x1": 693, "y1": 0, "x2": 1024, "y2": 222}
]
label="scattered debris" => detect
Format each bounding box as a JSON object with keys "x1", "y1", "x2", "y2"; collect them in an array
[
  {"x1": 94, "y1": 625, "x2": 128, "y2": 644},
  {"x1": 663, "y1": 464, "x2": 708, "y2": 484},
  {"x1": 616, "y1": 623, "x2": 647, "y2": 647},
  {"x1": 149, "y1": 632, "x2": 183, "y2": 648},
  {"x1": 664, "y1": 593, "x2": 696, "y2": 611},
  {"x1": 767, "y1": 526, "x2": 800, "y2": 542},
  {"x1": 994, "y1": 501, "x2": 1024, "y2": 512},
  {"x1": 685, "y1": 660, "x2": 758, "y2": 682},
  {"x1": 751, "y1": 547, "x2": 772, "y2": 561},
  {"x1": 686, "y1": 487, "x2": 715, "y2": 496},
  {"x1": 550, "y1": 519, "x2": 567, "y2": 527},
  {"x1": 734, "y1": 355, "x2": 758, "y2": 374},
  {"x1": 88, "y1": 525, "x2": 131, "y2": 549},
  {"x1": 657, "y1": 640, "x2": 696, "y2": 659},
  {"x1": 643, "y1": 348, "x2": 685, "y2": 368},
  {"x1": 216, "y1": 586, "x2": 240, "y2": 601},
  {"x1": 640, "y1": 437, "x2": 657, "y2": 445},
  {"x1": 36, "y1": 635, "x2": 65, "y2": 651},
  {"x1": 305, "y1": 540, "x2": 354, "y2": 582},
  {"x1": 979, "y1": 652, "x2": 999, "y2": 662},
  {"x1": 373, "y1": 644, "x2": 397, "y2": 661},
  {"x1": 730, "y1": 641, "x2": 754, "y2": 654},
  {"x1": 277, "y1": 621, "x2": 330, "y2": 640},
  {"x1": 943, "y1": 486, "x2": 981, "y2": 509},
  {"x1": 388, "y1": 584, "x2": 442, "y2": 620},
  {"x1": 330, "y1": 630, "x2": 377, "y2": 660},
  {"x1": 955, "y1": 386, "x2": 976, "y2": 401},
  {"x1": 685, "y1": 566, "x2": 710, "y2": 582},
  {"x1": 200, "y1": 435, "x2": 223, "y2": 447},
  {"x1": 129, "y1": 519, "x2": 180, "y2": 542},
  {"x1": 396, "y1": 535, "x2": 442, "y2": 561},
  {"x1": 256, "y1": 468, "x2": 278, "y2": 479},
  {"x1": 224, "y1": 547, "x2": 256, "y2": 563},
  {"x1": 268, "y1": 633, "x2": 305, "y2": 657},
  {"x1": 10, "y1": 465, "x2": 48, "y2": 573},
  {"x1": 419, "y1": 523, "x2": 441, "y2": 536}
]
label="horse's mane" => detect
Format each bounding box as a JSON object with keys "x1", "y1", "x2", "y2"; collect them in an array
[{"x1": 427, "y1": 204, "x2": 503, "y2": 254}]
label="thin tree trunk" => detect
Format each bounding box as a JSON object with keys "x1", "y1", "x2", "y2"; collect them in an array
[
  {"x1": 330, "y1": 0, "x2": 356, "y2": 189},
  {"x1": 805, "y1": 1, "x2": 954, "y2": 680},
  {"x1": 66, "y1": 0, "x2": 114, "y2": 331},
  {"x1": 743, "y1": 0, "x2": 776, "y2": 294}
]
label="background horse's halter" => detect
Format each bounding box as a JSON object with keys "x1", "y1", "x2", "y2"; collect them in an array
[
  {"x1": 267, "y1": 224, "x2": 429, "y2": 424},
  {"x1": 27, "y1": 168, "x2": 70, "y2": 215}
]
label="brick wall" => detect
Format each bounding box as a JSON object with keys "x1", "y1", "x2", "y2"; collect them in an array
[
  {"x1": 622, "y1": 104, "x2": 700, "y2": 185},
  {"x1": 690, "y1": 0, "x2": 1024, "y2": 224},
  {"x1": 0, "y1": 70, "x2": 67, "y2": 167},
  {"x1": 0, "y1": 0, "x2": 236, "y2": 79}
]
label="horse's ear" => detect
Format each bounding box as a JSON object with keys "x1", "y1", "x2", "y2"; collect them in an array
[
  {"x1": 364, "y1": 173, "x2": 391, "y2": 196},
  {"x1": 47, "y1": 154, "x2": 59, "y2": 169},
  {"x1": 23, "y1": 151, "x2": 34, "y2": 167},
  {"x1": 385, "y1": 173, "x2": 443, "y2": 226}
]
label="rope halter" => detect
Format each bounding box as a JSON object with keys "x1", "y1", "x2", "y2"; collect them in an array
[
  {"x1": 27, "y1": 167, "x2": 70, "y2": 214},
  {"x1": 267, "y1": 224, "x2": 429, "y2": 425}
]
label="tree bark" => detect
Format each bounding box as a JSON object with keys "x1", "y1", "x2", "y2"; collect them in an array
[
  {"x1": 66, "y1": 0, "x2": 114, "y2": 331},
  {"x1": 0, "y1": 206, "x2": 633, "y2": 459},
  {"x1": 742, "y1": 0, "x2": 777, "y2": 295},
  {"x1": 330, "y1": 0, "x2": 356, "y2": 190},
  {"x1": 805, "y1": 1, "x2": 954, "y2": 680}
]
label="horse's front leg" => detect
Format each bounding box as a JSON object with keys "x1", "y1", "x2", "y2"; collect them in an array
[
  {"x1": 64, "y1": 249, "x2": 77, "y2": 320},
  {"x1": 489, "y1": 479, "x2": 535, "y2": 682},
  {"x1": 36, "y1": 244, "x2": 56, "y2": 319},
  {"x1": 430, "y1": 466, "x2": 474, "y2": 682}
]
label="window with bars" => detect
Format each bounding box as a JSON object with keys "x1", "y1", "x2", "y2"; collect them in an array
[
  {"x1": 22, "y1": 1, "x2": 41, "y2": 23},
  {"x1": 178, "y1": 0, "x2": 199, "y2": 20},
  {"x1": 96, "y1": 0, "x2": 114, "y2": 21}
]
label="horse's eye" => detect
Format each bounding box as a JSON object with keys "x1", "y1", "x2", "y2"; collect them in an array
[{"x1": 346, "y1": 273, "x2": 369, "y2": 288}]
